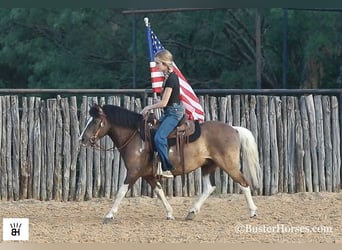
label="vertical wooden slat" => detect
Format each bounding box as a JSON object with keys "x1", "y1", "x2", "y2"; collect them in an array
[
  {"x1": 322, "y1": 96, "x2": 332, "y2": 192},
  {"x1": 203, "y1": 95, "x2": 210, "y2": 121},
  {"x1": 0, "y1": 97, "x2": 3, "y2": 200},
  {"x1": 269, "y1": 97, "x2": 279, "y2": 195},
  {"x1": 33, "y1": 97, "x2": 42, "y2": 200},
  {"x1": 6, "y1": 96, "x2": 13, "y2": 200},
  {"x1": 331, "y1": 96, "x2": 341, "y2": 191},
  {"x1": 19, "y1": 97, "x2": 29, "y2": 199},
  {"x1": 69, "y1": 96, "x2": 80, "y2": 200},
  {"x1": 240, "y1": 94, "x2": 248, "y2": 128},
  {"x1": 287, "y1": 97, "x2": 296, "y2": 193},
  {"x1": 275, "y1": 96, "x2": 284, "y2": 193},
  {"x1": 249, "y1": 95, "x2": 258, "y2": 141},
  {"x1": 260, "y1": 96, "x2": 270, "y2": 195},
  {"x1": 300, "y1": 96, "x2": 313, "y2": 192},
  {"x1": 27, "y1": 97, "x2": 35, "y2": 199},
  {"x1": 295, "y1": 98, "x2": 305, "y2": 192},
  {"x1": 76, "y1": 96, "x2": 88, "y2": 201},
  {"x1": 40, "y1": 100, "x2": 47, "y2": 201},
  {"x1": 0, "y1": 97, "x2": 2, "y2": 200},
  {"x1": 281, "y1": 96, "x2": 288, "y2": 193},
  {"x1": 61, "y1": 98, "x2": 71, "y2": 201},
  {"x1": 314, "y1": 95, "x2": 326, "y2": 191},
  {"x1": 1, "y1": 96, "x2": 9, "y2": 200},
  {"x1": 10, "y1": 96, "x2": 20, "y2": 200},
  {"x1": 306, "y1": 95, "x2": 319, "y2": 192},
  {"x1": 54, "y1": 96, "x2": 63, "y2": 201},
  {"x1": 46, "y1": 99, "x2": 56, "y2": 200},
  {"x1": 256, "y1": 96, "x2": 264, "y2": 194}
]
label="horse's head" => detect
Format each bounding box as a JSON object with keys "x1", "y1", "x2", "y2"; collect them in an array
[{"x1": 79, "y1": 104, "x2": 111, "y2": 147}]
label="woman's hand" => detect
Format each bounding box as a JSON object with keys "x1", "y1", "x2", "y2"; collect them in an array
[{"x1": 141, "y1": 106, "x2": 151, "y2": 117}]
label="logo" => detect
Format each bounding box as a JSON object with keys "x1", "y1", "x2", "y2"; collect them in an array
[{"x1": 3, "y1": 218, "x2": 29, "y2": 241}]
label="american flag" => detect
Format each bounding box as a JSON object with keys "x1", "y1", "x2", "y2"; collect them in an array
[{"x1": 145, "y1": 18, "x2": 205, "y2": 121}]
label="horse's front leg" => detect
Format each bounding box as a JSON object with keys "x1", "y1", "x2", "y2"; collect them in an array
[
  {"x1": 154, "y1": 181, "x2": 175, "y2": 220},
  {"x1": 145, "y1": 177, "x2": 174, "y2": 220},
  {"x1": 103, "y1": 183, "x2": 129, "y2": 224}
]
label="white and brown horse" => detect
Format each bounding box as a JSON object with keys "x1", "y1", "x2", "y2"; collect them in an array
[{"x1": 79, "y1": 104, "x2": 261, "y2": 223}]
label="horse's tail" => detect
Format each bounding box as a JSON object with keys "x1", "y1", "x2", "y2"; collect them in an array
[{"x1": 233, "y1": 126, "x2": 261, "y2": 191}]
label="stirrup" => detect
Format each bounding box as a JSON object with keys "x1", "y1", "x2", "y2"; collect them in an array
[{"x1": 160, "y1": 170, "x2": 174, "y2": 178}]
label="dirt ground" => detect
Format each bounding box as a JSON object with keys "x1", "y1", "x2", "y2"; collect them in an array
[{"x1": 1, "y1": 192, "x2": 341, "y2": 243}]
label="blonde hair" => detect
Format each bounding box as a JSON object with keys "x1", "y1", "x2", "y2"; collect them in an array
[{"x1": 154, "y1": 49, "x2": 173, "y2": 72}]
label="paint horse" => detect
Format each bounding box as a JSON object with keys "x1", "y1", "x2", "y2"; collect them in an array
[{"x1": 79, "y1": 104, "x2": 261, "y2": 223}]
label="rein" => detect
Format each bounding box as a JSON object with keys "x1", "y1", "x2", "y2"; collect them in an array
[
  {"x1": 116, "y1": 129, "x2": 138, "y2": 150},
  {"x1": 90, "y1": 119, "x2": 138, "y2": 151}
]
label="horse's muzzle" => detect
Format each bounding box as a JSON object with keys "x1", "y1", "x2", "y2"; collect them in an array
[
  {"x1": 79, "y1": 136, "x2": 96, "y2": 147},
  {"x1": 89, "y1": 136, "x2": 97, "y2": 146}
]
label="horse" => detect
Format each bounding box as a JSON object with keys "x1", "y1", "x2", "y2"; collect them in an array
[{"x1": 79, "y1": 103, "x2": 261, "y2": 224}]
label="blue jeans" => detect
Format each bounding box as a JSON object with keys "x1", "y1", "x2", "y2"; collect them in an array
[{"x1": 154, "y1": 104, "x2": 184, "y2": 171}]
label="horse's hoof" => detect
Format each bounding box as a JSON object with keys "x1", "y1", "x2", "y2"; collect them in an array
[
  {"x1": 103, "y1": 217, "x2": 113, "y2": 224},
  {"x1": 185, "y1": 211, "x2": 196, "y2": 220},
  {"x1": 166, "y1": 215, "x2": 175, "y2": 220},
  {"x1": 249, "y1": 211, "x2": 257, "y2": 218}
]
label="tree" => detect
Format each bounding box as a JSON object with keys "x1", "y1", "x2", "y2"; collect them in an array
[{"x1": 0, "y1": 8, "x2": 340, "y2": 90}]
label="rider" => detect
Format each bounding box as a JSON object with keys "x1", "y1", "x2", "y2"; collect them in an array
[{"x1": 141, "y1": 49, "x2": 185, "y2": 178}]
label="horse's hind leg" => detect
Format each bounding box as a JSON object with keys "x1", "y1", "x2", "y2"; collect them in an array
[
  {"x1": 145, "y1": 177, "x2": 174, "y2": 220},
  {"x1": 186, "y1": 173, "x2": 216, "y2": 220},
  {"x1": 239, "y1": 184, "x2": 257, "y2": 217},
  {"x1": 227, "y1": 169, "x2": 258, "y2": 217}
]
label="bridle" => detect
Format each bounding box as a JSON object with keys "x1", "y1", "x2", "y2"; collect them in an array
[
  {"x1": 89, "y1": 118, "x2": 138, "y2": 151},
  {"x1": 89, "y1": 119, "x2": 105, "y2": 145}
]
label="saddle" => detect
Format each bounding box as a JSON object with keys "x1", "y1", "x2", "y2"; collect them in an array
[{"x1": 142, "y1": 112, "x2": 201, "y2": 170}]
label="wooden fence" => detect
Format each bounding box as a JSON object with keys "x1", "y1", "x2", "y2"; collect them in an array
[{"x1": 0, "y1": 93, "x2": 341, "y2": 201}]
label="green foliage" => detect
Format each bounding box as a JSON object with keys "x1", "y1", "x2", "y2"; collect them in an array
[{"x1": 0, "y1": 8, "x2": 340, "y2": 90}]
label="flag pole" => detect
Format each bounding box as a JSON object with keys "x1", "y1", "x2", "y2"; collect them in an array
[
  {"x1": 144, "y1": 17, "x2": 161, "y2": 119},
  {"x1": 144, "y1": 17, "x2": 162, "y2": 175},
  {"x1": 144, "y1": 17, "x2": 158, "y2": 102}
]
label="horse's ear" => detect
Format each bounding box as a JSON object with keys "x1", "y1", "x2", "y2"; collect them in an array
[
  {"x1": 89, "y1": 103, "x2": 102, "y2": 117},
  {"x1": 89, "y1": 102, "x2": 100, "y2": 109},
  {"x1": 98, "y1": 105, "x2": 105, "y2": 116}
]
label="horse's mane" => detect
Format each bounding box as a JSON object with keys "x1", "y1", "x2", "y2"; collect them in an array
[{"x1": 92, "y1": 105, "x2": 143, "y2": 130}]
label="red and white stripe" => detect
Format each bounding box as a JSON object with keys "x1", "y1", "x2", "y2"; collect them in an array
[
  {"x1": 173, "y1": 63, "x2": 205, "y2": 121},
  {"x1": 150, "y1": 61, "x2": 205, "y2": 121},
  {"x1": 150, "y1": 62, "x2": 164, "y2": 93}
]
